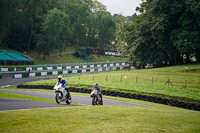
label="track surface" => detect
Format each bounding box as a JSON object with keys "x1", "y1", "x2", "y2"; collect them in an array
[
  {"x1": 0, "y1": 76, "x2": 152, "y2": 111},
  {"x1": 0, "y1": 89, "x2": 151, "y2": 111},
  {"x1": 0, "y1": 98, "x2": 76, "y2": 111},
  {"x1": 0, "y1": 76, "x2": 45, "y2": 87}
]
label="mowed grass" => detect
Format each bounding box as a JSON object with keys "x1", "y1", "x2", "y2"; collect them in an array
[
  {"x1": 0, "y1": 105, "x2": 200, "y2": 133},
  {"x1": 26, "y1": 64, "x2": 200, "y2": 102},
  {"x1": 28, "y1": 49, "x2": 128, "y2": 65},
  {"x1": 0, "y1": 87, "x2": 200, "y2": 132}
]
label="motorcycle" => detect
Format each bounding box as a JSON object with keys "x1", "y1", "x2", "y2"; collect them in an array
[
  {"x1": 53, "y1": 83, "x2": 72, "y2": 104},
  {"x1": 90, "y1": 89, "x2": 103, "y2": 105}
]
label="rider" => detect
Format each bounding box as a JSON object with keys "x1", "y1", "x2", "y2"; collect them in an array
[
  {"x1": 92, "y1": 83, "x2": 102, "y2": 99},
  {"x1": 56, "y1": 75, "x2": 70, "y2": 97}
]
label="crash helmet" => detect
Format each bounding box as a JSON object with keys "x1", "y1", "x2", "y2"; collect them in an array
[
  {"x1": 58, "y1": 75, "x2": 63, "y2": 82},
  {"x1": 94, "y1": 83, "x2": 98, "y2": 87}
]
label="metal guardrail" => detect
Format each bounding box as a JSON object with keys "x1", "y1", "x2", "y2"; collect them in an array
[
  {"x1": 1, "y1": 61, "x2": 128, "y2": 72},
  {"x1": 28, "y1": 61, "x2": 126, "y2": 67},
  {"x1": 13, "y1": 63, "x2": 129, "y2": 78}
]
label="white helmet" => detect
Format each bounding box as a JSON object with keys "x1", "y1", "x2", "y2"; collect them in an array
[{"x1": 58, "y1": 75, "x2": 63, "y2": 81}]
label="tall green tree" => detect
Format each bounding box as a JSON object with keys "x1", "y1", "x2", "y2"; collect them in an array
[
  {"x1": 170, "y1": 0, "x2": 200, "y2": 63},
  {"x1": 96, "y1": 11, "x2": 116, "y2": 49},
  {"x1": 56, "y1": 0, "x2": 92, "y2": 46},
  {"x1": 114, "y1": 14, "x2": 131, "y2": 55},
  {"x1": 0, "y1": 0, "x2": 54, "y2": 51},
  {"x1": 125, "y1": 0, "x2": 200, "y2": 68},
  {"x1": 41, "y1": 8, "x2": 71, "y2": 57}
]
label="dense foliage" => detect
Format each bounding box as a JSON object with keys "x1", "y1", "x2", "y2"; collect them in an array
[
  {"x1": 0, "y1": 0, "x2": 199, "y2": 66},
  {"x1": 0, "y1": 0, "x2": 116, "y2": 58},
  {"x1": 123, "y1": 0, "x2": 200, "y2": 68}
]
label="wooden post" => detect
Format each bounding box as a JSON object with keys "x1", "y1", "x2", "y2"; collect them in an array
[
  {"x1": 105, "y1": 73, "x2": 108, "y2": 81},
  {"x1": 165, "y1": 79, "x2": 173, "y2": 86},
  {"x1": 136, "y1": 76, "x2": 138, "y2": 83},
  {"x1": 152, "y1": 77, "x2": 153, "y2": 84},
  {"x1": 120, "y1": 75, "x2": 122, "y2": 82},
  {"x1": 185, "y1": 80, "x2": 187, "y2": 88},
  {"x1": 92, "y1": 72, "x2": 94, "y2": 80},
  {"x1": 79, "y1": 75, "x2": 80, "y2": 80}
]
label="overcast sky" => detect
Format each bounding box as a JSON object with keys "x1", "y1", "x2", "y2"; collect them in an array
[{"x1": 97, "y1": 0, "x2": 142, "y2": 16}]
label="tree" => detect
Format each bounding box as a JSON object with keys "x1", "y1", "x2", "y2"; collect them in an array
[
  {"x1": 125, "y1": 0, "x2": 200, "y2": 68},
  {"x1": 57, "y1": 0, "x2": 92, "y2": 46},
  {"x1": 0, "y1": 0, "x2": 54, "y2": 51},
  {"x1": 38, "y1": 8, "x2": 71, "y2": 58},
  {"x1": 170, "y1": 0, "x2": 200, "y2": 63},
  {"x1": 114, "y1": 14, "x2": 131, "y2": 55},
  {"x1": 96, "y1": 11, "x2": 116, "y2": 49}
]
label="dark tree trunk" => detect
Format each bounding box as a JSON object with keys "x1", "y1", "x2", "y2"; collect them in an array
[
  {"x1": 185, "y1": 53, "x2": 190, "y2": 63},
  {"x1": 42, "y1": 54, "x2": 46, "y2": 60}
]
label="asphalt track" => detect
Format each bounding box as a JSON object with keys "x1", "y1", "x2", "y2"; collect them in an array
[
  {"x1": 0, "y1": 89, "x2": 152, "y2": 111},
  {"x1": 0, "y1": 76, "x2": 152, "y2": 111}
]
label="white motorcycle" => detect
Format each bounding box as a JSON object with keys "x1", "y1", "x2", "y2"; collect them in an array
[{"x1": 53, "y1": 83, "x2": 72, "y2": 104}]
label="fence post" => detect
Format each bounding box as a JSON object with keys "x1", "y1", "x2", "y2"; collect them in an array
[
  {"x1": 105, "y1": 73, "x2": 108, "y2": 81},
  {"x1": 165, "y1": 79, "x2": 173, "y2": 86},
  {"x1": 136, "y1": 76, "x2": 138, "y2": 83},
  {"x1": 120, "y1": 75, "x2": 122, "y2": 82},
  {"x1": 185, "y1": 80, "x2": 187, "y2": 88}
]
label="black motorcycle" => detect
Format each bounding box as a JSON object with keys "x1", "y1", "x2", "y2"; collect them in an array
[{"x1": 90, "y1": 89, "x2": 103, "y2": 105}]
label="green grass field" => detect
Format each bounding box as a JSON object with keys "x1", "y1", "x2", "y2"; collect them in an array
[
  {"x1": 27, "y1": 47, "x2": 128, "y2": 65},
  {"x1": 25, "y1": 64, "x2": 200, "y2": 104},
  {"x1": 0, "y1": 86, "x2": 200, "y2": 133},
  {"x1": 0, "y1": 98, "x2": 199, "y2": 133},
  {"x1": 1, "y1": 59, "x2": 200, "y2": 132}
]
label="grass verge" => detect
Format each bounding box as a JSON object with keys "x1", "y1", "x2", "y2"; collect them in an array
[
  {"x1": 0, "y1": 104, "x2": 200, "y2": 133},
  {"x1": 1, "y1": 86, "x2": 200, "y2": 132}
]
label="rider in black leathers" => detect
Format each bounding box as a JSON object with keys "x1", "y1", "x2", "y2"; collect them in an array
[{"x1": 92, "y1": 83, "x2": 102, "y2": 99}]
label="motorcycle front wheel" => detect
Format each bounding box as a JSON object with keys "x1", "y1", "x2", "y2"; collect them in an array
[
  {"x1": 55, "y1": 93, "x2": 61, "y2": 104},
  {"x1": 92, "y1": 97, "x2": 97, "y2": 105}
]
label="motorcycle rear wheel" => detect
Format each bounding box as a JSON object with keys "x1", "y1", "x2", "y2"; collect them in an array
[
  {"x1": 65, "y1": 94, "x2": 72, "y2": 105},
  {"x1": 100, "y1": 98, "x2": 103, "y2": 105}
]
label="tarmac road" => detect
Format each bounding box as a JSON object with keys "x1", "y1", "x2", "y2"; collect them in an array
[
  {"x1": 0, "y1": 89, "x2": 151, "y2": 111},
  {"x1": 0, "y1": 76, "x2": 152, "y2": 111},
  {"x1": 0, "y1": 76, "x2": 44, "y2": 87},
  {"x1": 0, "y1": 98, "x2": 76, "y2": 111}
]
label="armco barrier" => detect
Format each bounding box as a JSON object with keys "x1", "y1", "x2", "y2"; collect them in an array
[
  {"x1": 17, "y1": 85, "x2": 200, "y2": 111},
  {"x1": 1, "y1": 61, "x2": 127, "y2": 72},
  {"x1": 13, "y1": 65, "x2": 128, "y2": 78}
]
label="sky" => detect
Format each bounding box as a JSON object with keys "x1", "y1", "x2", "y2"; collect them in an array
[{"x1": 97, "y1": 0, "x2": 142, "y2": 16}]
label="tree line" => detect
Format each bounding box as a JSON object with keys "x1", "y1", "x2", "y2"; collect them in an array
[
  {"x1": 119, "y1": 0, "x2": 200, "y2": 68},
  {"x1": 0, "y1": 0, "x2": 199, "y2": 67},
  {"x1": 0, "y1": 0, "x2": 117, "y2": 59}
]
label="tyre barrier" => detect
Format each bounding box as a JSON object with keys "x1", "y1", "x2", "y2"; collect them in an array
[{"x1": 17, "y1": 85, "x2": 200, "y2": 111}]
